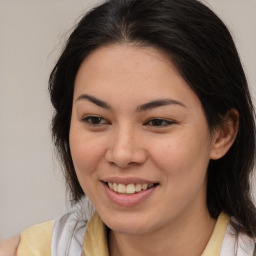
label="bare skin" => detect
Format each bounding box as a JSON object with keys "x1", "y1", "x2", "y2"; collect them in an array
[{"x1": 0, "y1": 235, "x2": 20, "y2": 256}]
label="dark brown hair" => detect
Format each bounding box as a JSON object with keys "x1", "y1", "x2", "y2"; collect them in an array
[{"x1": 49, "y1": 0, "x2": 256, "y2": 236}]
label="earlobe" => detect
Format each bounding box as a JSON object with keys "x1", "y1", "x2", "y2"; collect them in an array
[{"x1": 210, "y1": 109, "x2": 239, "y2": 160}]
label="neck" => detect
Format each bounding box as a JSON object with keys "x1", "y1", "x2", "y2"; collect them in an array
[{"x1": 108, "y1": 207, "x2": 216, "y2": 256}]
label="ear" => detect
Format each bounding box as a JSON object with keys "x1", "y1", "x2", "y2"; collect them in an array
[{"x1": 210, "y1": 109, "x2": 239, "y2": 160}]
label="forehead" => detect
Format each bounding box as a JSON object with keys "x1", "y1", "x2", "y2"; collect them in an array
[
  {"x1": 73, "y1": 44, "x2": 200, "y2": 109},
  {"x1": 78, "y1": 44, "x2": 172, "y2": 71}
]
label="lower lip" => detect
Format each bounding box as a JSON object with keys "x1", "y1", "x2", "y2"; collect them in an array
[{"x1": 103, "y1": 182, "x2": 158, "y2": 207}]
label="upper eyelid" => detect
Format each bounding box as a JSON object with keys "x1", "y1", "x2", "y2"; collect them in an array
[
  {"x1": 80, "y1": 115, "x2": 175, "y2": 125},
  {"x1": 81, "y1": 115, "x2": 110, "y2": 125},
  {"x1": 81, "y1": 114, "x2": 103, "y2": 119},
  {"x1": 145, "y1": 118, "x2": 174, "y2": 123},
  {"x1": 143, "y1": 118, "x2": 175, "y2": 128}
]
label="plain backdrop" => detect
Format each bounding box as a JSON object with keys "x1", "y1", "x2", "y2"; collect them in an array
[{"x1": 0, "y1": 0, "x2": 256, "y2": 239}]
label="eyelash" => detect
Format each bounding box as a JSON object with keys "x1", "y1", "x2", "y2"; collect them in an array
[
  {"x1": 144, "y1": 118, "x2": 174, "y2": 127},
  {"x1": 81, "y1": 115, "x2": 174, "y2": 128},
  {"x1": 81, "y1": 115, "x2": 110, "y2": 127}
]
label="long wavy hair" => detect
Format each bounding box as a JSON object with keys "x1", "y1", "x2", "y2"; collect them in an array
[{"x1": 49, "y1": 0, "x2": 256, "y2": 237}]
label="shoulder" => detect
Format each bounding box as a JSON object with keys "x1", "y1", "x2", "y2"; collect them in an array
[
  {"x1": 17, "y1": 221, "x2": 54, "y2": 256},
  {"x1": 51, "y1": 211, "x2": 88, "y2": 256},
  {"x1": 0, "y1": 235, "x2": 20, "y2": 256},
  {"x1": 0, "y1": 222, "x2": 53, "y2": 256},
  {"x1": 17, "y1": 199, "x2": 92, "y2": 256}
]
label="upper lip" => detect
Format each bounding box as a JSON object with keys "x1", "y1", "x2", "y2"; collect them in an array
[{"x1": 101, "y1": 177, "x2": 158, "y2": 185}]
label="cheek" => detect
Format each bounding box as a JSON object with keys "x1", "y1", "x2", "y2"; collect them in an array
[
  {"x1": 149, "y1": 133, "x2": 210, "y2": 214},
  {"x1": 69, "y1": 129, "x2": 104, "y2": 199},
  {"x1": 149, "y1": 128, "x2": 211, "y2": 181},
  {"x1": 69, "y1": 128, "x2": 103, "y2": 177}
]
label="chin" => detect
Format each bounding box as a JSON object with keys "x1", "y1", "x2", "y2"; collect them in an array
[
  {"x1": 102, "y1": 212, "x2": 154, "y2": 235},
  {"x1": 109, "y1": 222, "x2": 149, "y2": 235}
]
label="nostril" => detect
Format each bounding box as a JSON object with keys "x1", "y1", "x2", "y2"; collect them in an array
[{"x1": 105, "y1": 143, "x2": 148, "y2": 168}]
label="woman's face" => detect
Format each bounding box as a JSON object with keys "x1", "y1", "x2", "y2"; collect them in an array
[{"x1": 69, "y1": 44, "x2": 217, "y2": 235}]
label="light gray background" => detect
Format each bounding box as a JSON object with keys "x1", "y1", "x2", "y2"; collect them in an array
[{"x1": 0, "y1": 0, "x2": 255, "y2": 239}]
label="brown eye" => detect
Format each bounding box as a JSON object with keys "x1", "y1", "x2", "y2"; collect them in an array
[
  {"x1": 82, "y1": 115, "x2": 109, "y2": 126},
  {"x1": 146, "y1": 118, "x2": 174, "y2": 127}
]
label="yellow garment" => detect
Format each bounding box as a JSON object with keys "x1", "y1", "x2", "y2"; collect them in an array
[
  {"x1": 202, "y1": 213, "x2": 230, "y2": 256},
  {"x1": 17, "y1": 212, "x2": 229, "y2": 256},
  {"x1": 83, "y1": 213, "x2": 109, "y2": 256},
  {"x1": 17, "y1": 221, "x2": 54, "y2": 256}
]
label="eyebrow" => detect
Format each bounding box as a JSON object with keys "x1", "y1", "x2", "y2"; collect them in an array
[
  {"x1": 137, "y1": 99, "x2": 186, "y2": 112},
  {"x1": 76, "y1": 94, "x2": 111, "y2": 109},
  {"x1": 76, "y1": 94, "x2": 186, "y2": 111}
]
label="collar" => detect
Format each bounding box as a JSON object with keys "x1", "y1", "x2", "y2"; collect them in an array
[
  {"x1": 83, "y1": 212, "x2": 109, "y2": 256},
  {"x1": 202, "y1": 212, "x2": 230, "y2": 256},
  {"x1": 82, "y1": 212, "x2": 229, "y2": 256}
]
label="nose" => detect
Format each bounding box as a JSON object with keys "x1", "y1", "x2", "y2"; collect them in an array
[{"x1": 105, "y1": 125, "x2": 147, "y2": 168}]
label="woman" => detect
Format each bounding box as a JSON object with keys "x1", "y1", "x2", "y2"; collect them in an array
[{"x1": 2, "y1": 0, "x2": 256, "y2": 255}]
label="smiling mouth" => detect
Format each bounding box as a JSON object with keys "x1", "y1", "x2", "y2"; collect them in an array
[{"x1": 106, "y1": 182, "x2": 158, "y2": 195}]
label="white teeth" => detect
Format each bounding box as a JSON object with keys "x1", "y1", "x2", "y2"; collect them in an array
[
  {"x1": 118, "y1": 184, "x2": 126, "y2": 193},
  {"x1": 108, "y1": 182, "x2": 113, "y2": 189},
  {"x1": 142, "y1": 184, "x2": 148, "y2": 190},
  {"x1": 107, "y1": 182, "x2": 154, "y2": 194},
  {"x1": 135, "y1": 184, "x2": 142, "y2": 192},
  {"x1": 113, "y1": 183, "x2": 118, "y2": 192},
  {"x1": 126, "y1": 184, "x2": 135, "y2": 194}
]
